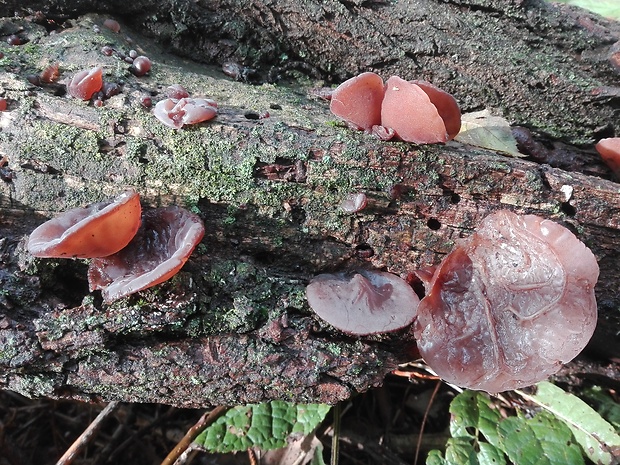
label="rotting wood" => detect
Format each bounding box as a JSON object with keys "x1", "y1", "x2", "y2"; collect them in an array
[{"x1": 0, "y1": 2, "x2": 618, "y2": 407}]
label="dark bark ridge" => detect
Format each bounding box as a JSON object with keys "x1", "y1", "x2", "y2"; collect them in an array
[{"x1": 0, "y1": 3, "x2": 617, "y2": 407}]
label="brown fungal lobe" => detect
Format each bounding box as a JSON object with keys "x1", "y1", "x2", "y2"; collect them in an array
[
  {"x1": 27, "y1": 190, "x2": 142, "y2": 259},
  {"x1": 88, "y1": 206, "x2": 205, "y2": 303},
  {"x1": 306, "y1": 270, "x2": 420, "y2": 335},
  {"x1": 413, "y1": 210, "x2": 599, "y2": 392}
]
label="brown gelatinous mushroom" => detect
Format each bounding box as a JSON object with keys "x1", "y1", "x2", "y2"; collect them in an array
[
  {"x1": 595, "y1": 137, "x2": 620, "y2": 178},
  {"x1": 413, "y1": 210, "x2": 599, "y2": 392},
  {"x1": 381, "y1": 76, "x2": 460, "y2": 144},
  {"x1": 27, "y1": 190, "x2": 141, "y2": 259},
  {"x1": 88, "y1": 206, "x2": 205, "y2": 302},
  {"x1": 68, "y1": 67, "x2": 103, "y2": 100},
  {"x1": 306, "y1": 270, "x2": 420, "y2": 335},
  {"x1": 329, "y1": 72, "x2": 385, "y2": 131}
]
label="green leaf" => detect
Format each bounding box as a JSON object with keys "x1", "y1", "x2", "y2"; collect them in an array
[
  {"x1": 477, "y1": 442, "x2": 506, "y2": 465},
  {"x1": 518, "y1": 381, "x2": 620, "y2": 465},
  {"x1": 445, "y1": 437, "x2": 479, "y2": 465},
  {"x1": 581, "y1": 386, "x2": 620, "y2": 431},
  {"x1": 454, "y1": 110, "x2": 524, "y2": 158},
  {"x1": 426, "y1": 449, "x2": 450, "y2": 465},
  {"x1": 194, "y1": 401, "x2": 331, "y2": 453},
  {"x1": 449, "y1": 391, "x2": 503, "y2": 448},
  {"x1": 497, "y1": 412, "x2": 584, "y2": 465}
]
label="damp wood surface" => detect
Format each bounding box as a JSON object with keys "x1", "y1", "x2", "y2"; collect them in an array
[{"x1": 0, "y1": 1, "x2": 618, "y2": 407}]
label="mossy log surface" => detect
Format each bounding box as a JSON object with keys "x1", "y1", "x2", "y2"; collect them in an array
[{"x1": 0, "y1": 1, "x2": 618, "y2": 407}]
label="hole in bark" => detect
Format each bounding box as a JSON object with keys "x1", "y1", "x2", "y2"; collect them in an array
[
  {"x1": 561, "y1": 202, "x2": 576, "y2": 217},
  {"x1": 355, "y1": 243, "x2": 374, "y2": 259},
  {"x1": 450, "y1": 193, "x2": 461, "y2": 204},
  {"x1": 427, "y1": 218, "x2": 441, "y2": 230}
]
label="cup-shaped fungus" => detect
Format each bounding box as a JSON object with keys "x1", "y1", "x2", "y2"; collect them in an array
[
  {"x1": 329, "y1": 72, "x2": 461, "y2": 144},
  {"x1": 88, "y1": 206, "x2": 205, "y2": 302},
  {"x1": 381, "y1": 77, "x2": 461, "y2": 144},
  {"x1": 595, "y1": 137, "x2": 620, "y2": 178},
  {"x1": 153, "y1": 97, "x2": 218, "y2": 129},
  {"x1": 28, "y1": 190, "x2": 141, "y2": 259},
  {"x1": 68, "y1": 67, "x2": 104, "y2": 100},
  {"x1": 329, "y1": 72, "x2": 385, "y2": 131},
  {"x1": 413, "y1": 210, "x2": 599, "y2": 392},
  {"x1": 306, "y1": 270, "x2": 420, "y2": 335}
]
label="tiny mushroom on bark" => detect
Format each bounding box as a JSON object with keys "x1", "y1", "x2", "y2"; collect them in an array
[
  {"x1": 413, "y1": 210, "x2": 599, "y2": 392},
  {"x1": 88, "y1": 206, "x2": 205, "y2": 302},
  {"x1": 306, "y1": 270, "x2": 420, "y2": 335},
  {"x1": 153, "y1": 97, "x2": 218, "y2": 129},
  {"x1": 595, "y1": 137, "x2": 620, "y2": 178},
  {"x1": 68, "y1": 66, "x2": 103, "y2": 100},
  {"x1": 27, "y1": 190, "x2": 141, "y2": 259}
]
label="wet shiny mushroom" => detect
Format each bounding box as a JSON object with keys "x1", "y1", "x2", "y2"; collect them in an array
[
  {"x1": 306, "y1": 270, "x2": 420, "y2": 335},
  {"x1": 413, "y1": 210, "x2": 599, "y2": 392},
  {"x1": 27, "y1": 190, "x2": 141, "y2": 259},
  {"x1": 330, "y1": 72, "x2": 385, "y2": 131},
  {"x1": 88, "y1": 206, "x2": 205, "y2": 302},
  {"x1": 68, "y1": 66, "x2": 103, "y2": 100},
  {"x1": 153, "y1": 97, "x2": 218, "y2": 129},
  {"x1": 595, "y1": 137, "x2": 620, "y2": 178}
]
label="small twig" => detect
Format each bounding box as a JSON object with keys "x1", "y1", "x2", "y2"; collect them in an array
[
  {"x1": 55, "y1": 401, "x2": 121, "y2": 465},
  {"x1": 330, "y1": 403, "x2": 341, "y2": 465},
  {"x1": 160, "y1": 405, "x2": 229, "y2": 465},
  {"x1": 414, "y1": 380, "x2": 442, "y2": 465}
]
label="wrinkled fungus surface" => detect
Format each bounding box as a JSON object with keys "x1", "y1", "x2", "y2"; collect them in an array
[
  {"x1": 329, "y1": 72, "x2": 460, "y2": 144},
  {"x1": 88, "y1": 206, "x2": 205, "y2": 302},
  {"x1": 595, "y1": 137, "x2": 620, "y2": 178},
  {"x1": 414, "y1": 210, "x2": 599, "y2": 392},
  {"x1": 28, "y1": 190, "x2": 141, "y2": 259},
  {"x1": 306, "y1": 270, "x2": 420, "y2": 335},
  {"x1": 153, "y1": 97, "x2": 217, "y2": 129},
  {"x1": 68, "y1": 67, "x2": 103, "y2": 100}
]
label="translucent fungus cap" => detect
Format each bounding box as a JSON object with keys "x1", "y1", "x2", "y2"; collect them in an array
[
  {"x1": 306, "y1": 270, "x2": 420, "y2": 335},
  {"x1": 329, "y1": 72, "x2": 385, "y2": 131},
  {"x1": 414, "y1": 210, "x2": 599, "y2": 392},
  {"x1": 381, "y1": 76, "x2": 460, "y2": 144},
  {"x1": 68, "y1": 66, "x2": 103, "y2": 100},
  {"x1": 88, "y1": 206, "x2": 205, "y2": 302},
  {"x1": 27, "y1": 190, "x2": 141, "y2": 259}
]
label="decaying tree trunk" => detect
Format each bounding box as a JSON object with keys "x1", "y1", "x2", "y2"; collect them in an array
[{"x1": 0, "y1": 0, "x2": 618, "y2": 407}]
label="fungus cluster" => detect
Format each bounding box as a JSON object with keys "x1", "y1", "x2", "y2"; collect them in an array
[
  {"x1": 27, "y1": 191, "x2": 205, "y2": 303},
  {"x1": 153, "y1": 85, "x2": 218, "y2": 129},
  {"x1": 306, "y1": 210, "x2": 599, "y2": 392},
  {"x1": 330, "y1": 72, "x2": 461, "y2": 144}
]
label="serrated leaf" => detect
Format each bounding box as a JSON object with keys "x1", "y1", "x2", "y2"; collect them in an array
[
  {"x1": 477, "y1": 442, "x2": 506, "y2": 465},
  {"x1": 445, "y1": 437, "x2": 479, "y2": 465},
  {"x1": 518, "y1": 381, "x2": 620, "y2": 465},
  {"x1": 454, "y1": 110, "x2": 524, "y2": 157},
  {"x1": 194, "y1": 401, "x2": 331, "y2": 453},
  {"x1": 449, "y1": 391, "x2": 503, "y2": 448},
  {"x1": 498, "y1": 411, "x2": 584, "y2": 465},
  {"x1": 426, "y1": 449, "x2": 449, "y2": 465}
]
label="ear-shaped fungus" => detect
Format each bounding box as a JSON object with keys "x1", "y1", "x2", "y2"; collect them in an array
[
  {"x1": 329, "y1": 72, "x2": 385, "y2": 131},
  {"x1": 381, "y1": 76, "x2": 460, "y2": 144},
  {"x1": 306, "y1": 270, "x2": 420, "y2": 335},
  {"x1": 88, "y1": 206, "x2": 205, "y2": 302},
  {"x1": 595, "y1": 137, "x2": 620, "y2": 178},
  {"x1": 27, "y1": 190, "x2": 141, "y2": 259},
  {"x1": 153, "y1": 97, "x2": 217, "y2": 129},
  {"x1": 414, "y1": 210, "x2": 598, "y2": 392},
  {"x1": 68, "y1": 67, "x2": 103, "y2": 100}
]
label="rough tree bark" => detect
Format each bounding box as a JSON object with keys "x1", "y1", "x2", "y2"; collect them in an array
[{"x1": 0, "y1": 0, "x2": 618, "y2": 407}]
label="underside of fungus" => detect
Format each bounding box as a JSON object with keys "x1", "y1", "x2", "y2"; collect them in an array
[
  {"x1": 27, "y1": 190, "x2": 141, "y2": 259},
  {"x1": 305, "y1": 270, "x2": 420, "y2": 335},
  {"x1": 413, "y1": 210, "x2": 599, "y2": 392},
  {"x1": 153, "y1": 97, "x2": 218, "y2": 129},
  {"x1": 88, "y1": 206, "x2": 205, "y2": 302}
]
